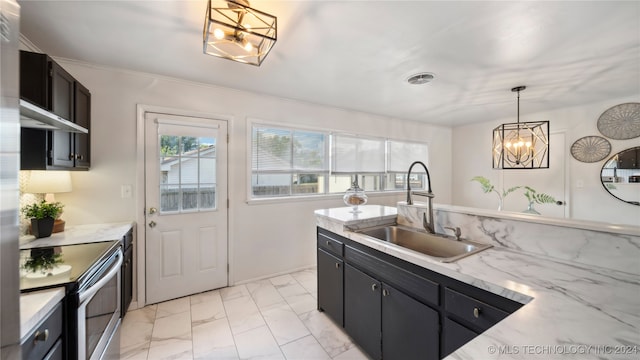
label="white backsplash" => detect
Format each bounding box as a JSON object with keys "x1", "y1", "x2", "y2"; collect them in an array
[{"x1": 397, "y1": 202, "x2": 640, "y2": 275}]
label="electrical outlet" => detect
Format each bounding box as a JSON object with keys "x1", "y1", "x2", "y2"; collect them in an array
[{"x1": 121, "y1": 185, "x2": 132, "y2": 198}]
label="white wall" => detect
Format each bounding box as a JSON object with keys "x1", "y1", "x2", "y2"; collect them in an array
[
  {"x1": 452, "y1": 95, "x2": 640, "y2": 226},
  {"x1": 52, "y1": 60, "x2": 453, "y2": 283}
]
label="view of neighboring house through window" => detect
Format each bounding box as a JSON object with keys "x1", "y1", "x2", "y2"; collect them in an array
[
  {"x1": 250, "y1": 123, "x2": 429, "y2": 199},
  {"x1": 160, "y1": 135, "x2": 217, "y2": 212},
  {"x1": 252, "y1": 126, "x2": 328, "y2": 197}
]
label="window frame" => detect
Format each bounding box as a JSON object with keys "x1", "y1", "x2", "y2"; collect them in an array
[{"x1": 247, "y1": 119, "x2": 429, "y2": 203}]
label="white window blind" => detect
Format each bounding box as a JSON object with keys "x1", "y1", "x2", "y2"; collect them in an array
[
  {"x1": 332, "y1": 134, "x2": 385, "y2": 173},
  {"x1": 293, "y1": 131, "x2": 327, "y2": 171},
  {"x1": 252, "y1": 127, "x2": 292, "y2": 172},
  {"x1": 387, "y1": 140, "x2": 429, "y2": 173},
  {"x1": 250, "y1": 122, "x2": 429, "y2": 199},
  {"x1": 252, "y1": 126, "x2": 328, "y2": 173}
]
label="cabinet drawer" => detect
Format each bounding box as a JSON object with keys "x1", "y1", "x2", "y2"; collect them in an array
[
  {"x1": 22, "y1": 302, "x2": 63, "y2": 360},
  {"x1": 444, "y1": 287, "x2": 509, "y2": 331},
  {"x1": 318, "y1": 231, "x2": 344, "y2": 257},
  {"x1": 345, "y1": 245, "x2": 439, "y2": 306}
]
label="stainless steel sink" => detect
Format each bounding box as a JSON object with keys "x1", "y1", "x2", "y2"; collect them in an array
[{"x1": 357, "y1": 225, "x2": 492, "y2": 262}]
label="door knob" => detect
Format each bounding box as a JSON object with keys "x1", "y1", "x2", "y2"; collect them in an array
[
  {"x1": 149, "y1": 207, "x2": 157, "y2": 215},
  {"x1": 148, "y1": 221, "x2": 157, "y2": 228}
]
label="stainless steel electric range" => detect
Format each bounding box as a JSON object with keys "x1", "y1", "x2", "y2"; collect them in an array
[{"x1": 20, "y1": 241, "x2": 122, "y2": 360}]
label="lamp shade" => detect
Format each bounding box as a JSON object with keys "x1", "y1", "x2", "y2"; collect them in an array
[{"x1": 25, "y1": 171, "x2": 72, "y2": 194}]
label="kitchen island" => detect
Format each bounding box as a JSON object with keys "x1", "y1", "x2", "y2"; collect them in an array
[{"x1": 315, "y1": 205, "x2": 640, "y2": 359}]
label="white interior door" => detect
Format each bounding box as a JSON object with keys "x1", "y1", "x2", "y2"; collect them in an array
[
  {"x1": 502, "y1": 132, "x2": 568, "y2": 218},
  {"x1": 144, "y1": 112, "x2": 228, "y2": 304}
]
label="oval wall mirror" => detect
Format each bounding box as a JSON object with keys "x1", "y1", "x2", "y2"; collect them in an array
[{"x1": 600, "y1": 146, "x2": 640, "y2": 206}]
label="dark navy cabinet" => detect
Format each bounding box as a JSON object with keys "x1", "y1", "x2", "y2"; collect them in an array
[
  {"x1": 317, "y1": 227, "x2": 524, "y2": 359},
  {"x1": 20, "y1": 50, "x2": 91, "y2": 170}
]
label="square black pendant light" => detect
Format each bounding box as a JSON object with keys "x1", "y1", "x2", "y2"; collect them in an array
[{"x1": 493, "y1": 86, "x2": 550, "y2": 169}]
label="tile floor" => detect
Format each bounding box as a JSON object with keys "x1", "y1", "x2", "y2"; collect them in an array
[{"x1": 119, "y1": 268, "x2": 371, "y2": 360}]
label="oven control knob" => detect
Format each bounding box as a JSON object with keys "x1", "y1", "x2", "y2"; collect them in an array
[{"x1": 149, "y1": 221, "x2": 157, "y2": 228}]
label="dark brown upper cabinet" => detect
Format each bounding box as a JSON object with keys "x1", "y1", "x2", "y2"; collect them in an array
[{"x1": 20, "y1": 50, "x2": 91, "y2": 170}]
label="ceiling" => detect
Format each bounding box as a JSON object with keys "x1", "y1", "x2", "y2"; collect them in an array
[{"x1": 19, "y1": 1, "x2": 640, "y2": 127}]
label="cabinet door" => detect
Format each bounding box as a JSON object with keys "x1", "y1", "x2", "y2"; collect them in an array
[
  {"x1": 74, "y1": 82, "x2": 91, "y2": 168},
  {"x1": 19, "y1": 51, "x2": 48, "y2": 107},
  {"x1": 317, "y1": 248, "x2": 343, "y2": 326},
  {"x1": 382, "y1": 283, "x2": 439, "y2": 360},
  {"x1": 49, "y1": 61, "x2": 75, "y2": 168},
  {"x1": 442, "y1": 317, "x2": 478, "y2": 358},
  {"x1": 345, "y1": 264, "x2": 381, "y2": 360}
]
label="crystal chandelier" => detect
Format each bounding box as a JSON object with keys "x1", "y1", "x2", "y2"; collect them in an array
[
  {"x1": 493, "y1": 86, "x2": 549, "y2": 169},
  {"x1": 203, "y1": 0, "x2": 277, "y2": 66}
]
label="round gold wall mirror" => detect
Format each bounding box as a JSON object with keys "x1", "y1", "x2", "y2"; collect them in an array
[{"x1": 600, "y1": 146, "x2": 640, "y2": 206}]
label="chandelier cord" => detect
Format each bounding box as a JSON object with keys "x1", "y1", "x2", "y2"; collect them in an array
[{"x1": 516, "y1": 88, "x2": 521, "y2": 138}]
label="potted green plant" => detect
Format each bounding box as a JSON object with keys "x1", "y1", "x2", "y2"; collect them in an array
[
  {"x1": 522, "y1": 186, "x2": 557, "y2": 215},
  {"x1": 21, "y1": 200, "x2": 64, "y2": 238},
  {"x1": 470, "y1": 176, "x2": 520, "y2": 211}
]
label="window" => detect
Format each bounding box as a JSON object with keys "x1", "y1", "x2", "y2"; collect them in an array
[
  {"x1": 252, "y1": 126, "x2": 328, "y2": 197},
  {"x1": 159, "y1": 135, "x2": 217, "y2": 212},
  {"x1": 386, "y1": 140, "x2": 429, "y2": 191},
  {"x1": 250, "y1": 123, "x2": 429, "y2": 199}
]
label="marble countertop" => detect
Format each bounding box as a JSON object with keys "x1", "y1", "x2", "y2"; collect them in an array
[
  {"x1": 20, "y1": 287, "x2": 65, "y2": 340},
  {"x1": 20, "y1": 221, "x2": 134, "y2": 249},
  {"x1": 315, "y1": 205, "x2": 640, "y2": 359},
  {"x1": 432, "y1": 203, "x2": 640, "y2": 237},
  {"x1": 314, "y1": 205, "x2": 397, "y2": 227}
]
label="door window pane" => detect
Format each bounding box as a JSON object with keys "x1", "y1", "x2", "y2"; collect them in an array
[
  {"x1": 160, "y1": 185, "x2": 179, "y2": 212},
  {"x1": 182, "y1": 186, "x2": 198, "y2": 211},
  {"x1": 179, "y1": 136, "x2": 199, "y2": 154},
  {"x1": 159, "y1": 134, "x2": 218, "y2": 213},
  {"x1": 199, "y1": 158, "x2": 216, "y2": 183},
  {"x1": 161, "y1": 136, "x2": 180, "y2": 156},
  {"x1": 200, "y1": 185, "x2": 216, "y2": 209}
]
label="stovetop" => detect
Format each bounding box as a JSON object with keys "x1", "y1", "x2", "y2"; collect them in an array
[{"x1": 20, "y1": 241, "x2": 120, "y2": 293}]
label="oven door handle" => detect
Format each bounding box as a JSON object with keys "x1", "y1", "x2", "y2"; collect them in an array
[{"x1": 79, "y1": 250, "x2": 123, "y2": 304}]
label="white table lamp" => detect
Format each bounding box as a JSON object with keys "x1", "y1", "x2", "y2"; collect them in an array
[{"x1": 25, "y1": 171, "x2": 72, "y2": 233}]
